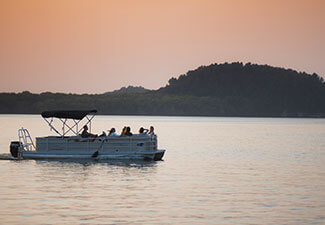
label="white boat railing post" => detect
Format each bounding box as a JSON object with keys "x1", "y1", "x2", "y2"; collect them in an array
[{"x1": 18, "y1": 128, "x2": 35, "y2": 151}]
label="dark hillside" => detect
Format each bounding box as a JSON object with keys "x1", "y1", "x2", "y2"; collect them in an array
[
  {"x1": 105, "y1": 86, "x2": 150, "y2": 94},
  {"x1": 158, "y1": 62, "x2": 325, "y2": 115}
]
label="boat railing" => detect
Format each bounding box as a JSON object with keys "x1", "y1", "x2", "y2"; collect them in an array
[
  {"x1": 18, "y1": 128, "x2": 36, "y2": 151},
  {"x1": 36, "y1": 134, "x2": 158, "y2": 151}
]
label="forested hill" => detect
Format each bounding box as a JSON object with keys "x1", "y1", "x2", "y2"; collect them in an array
[
  {"x1": 105, "y1": 86, "x2": 150, "y2": 94},
  {"x1": 157, "y1": 62, "x2": 325, "y2": 116},
  {"x1": 160, "y1": 62, "x2": 324, "y2": 98},
  {"x1": 0, "y1": 62, "x2": 324, "y2": 117}
]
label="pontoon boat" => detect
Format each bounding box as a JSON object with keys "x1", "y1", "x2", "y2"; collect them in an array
[{"x1": 10, "y1": 110, "x2": 165, "y2": 160}]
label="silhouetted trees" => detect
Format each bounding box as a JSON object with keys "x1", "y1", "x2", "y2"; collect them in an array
[
  {"x1": 0, "y1": 62, "x2": 324, "y2": 117},
  {"x1": 158, "y1": 62, "x2": 325, "y2": 116}
]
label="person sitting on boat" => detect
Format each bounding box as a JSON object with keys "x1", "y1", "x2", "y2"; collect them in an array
[
  {"x1": 108, "y1": 128, "x2": 119, "y2": 136},
  {"x1": 148, "y1": 126, "x2": 155, "y2": 136},
  {"x1": 139, "y1": 127, "x2": 149, "y2": 135},
  {"x1": 124, "y1": 127, "x2": 133, "y2": 136},
  {"x1": 120, "y1": 126, "x2": 127, "y2": 136},
  {"x1": 81, "y1": 125, "x2": 97, "y2": 138},
  {"x1": 99, "y1": 131, "x2": 106, "y2": 137}
]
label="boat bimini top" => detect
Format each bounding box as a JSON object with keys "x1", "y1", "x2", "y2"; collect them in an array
[{"x1": 41, "y1": 110, "x2": 97, "y2": 137}]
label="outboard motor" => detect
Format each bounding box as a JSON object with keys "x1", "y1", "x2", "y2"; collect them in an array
[{"x1": 10, "y1": 141, "x2": 21, "y2": 158}]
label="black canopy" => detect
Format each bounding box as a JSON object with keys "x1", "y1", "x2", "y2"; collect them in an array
[{"x1": 41, "y1": 110, "x2": 97, "y2": 120}]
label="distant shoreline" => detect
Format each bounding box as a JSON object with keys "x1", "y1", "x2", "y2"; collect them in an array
[
  {"x1": 1, "y1": 112, "x2": 324, "y2": 119},
  {"x1": 1, "y1": 63, "x2": 324, "y2": 117}
]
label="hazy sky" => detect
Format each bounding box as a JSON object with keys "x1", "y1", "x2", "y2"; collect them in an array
[{"x1": 1, "y1": 0, "x2": 324, "y2": 94}]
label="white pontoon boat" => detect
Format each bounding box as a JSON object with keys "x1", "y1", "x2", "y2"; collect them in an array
[{"x1": 10, "y1": 110, "x2": 165, "y2": 160}]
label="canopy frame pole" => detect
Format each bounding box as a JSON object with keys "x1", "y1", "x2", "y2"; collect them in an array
[
  {"x1": 74, "y1": 119, "x2": 78, "y2": 135},
  {"x1": 41, "y1": 110, "x2": 97, "y2": 137},
  {"x1": 77, "y1": 114, "x2": 95, "y2": 134},
  {"x1": 43, "y1": 117, "x2": 62, "y2": 136},
  {"x1": 62, "y1": 119, "x2": 67, "y2": 136},
  {"x1": 58, "y1": 118, "x2": 81, "y2": 136}
]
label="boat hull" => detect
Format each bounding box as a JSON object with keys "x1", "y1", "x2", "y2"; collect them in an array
[{"x1": 21, "y1": 149, "x2": 165, "y2": 161}]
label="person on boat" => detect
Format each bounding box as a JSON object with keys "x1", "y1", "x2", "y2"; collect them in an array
[
  {"x1": 108, "y1": 128, "x2": 119, "y2": 136},
  {"x1": 120, "y1": 126, "x2": 127, "y2": 136},
  {"x1": 148, "y1": 126, "x2": 155, "y2": 135},
  {"x1": 81, "y1": 125, "x2": 97, "y2": 138},
  {"x1": 139, "y1": 127, "x2": 149, "y2": 135},
  {"x1": 124, "y1": 126, "x2": 133, "y2": 136},
  {"x1": 99, "y1": 131, "x2": 106, "y2": 137}
]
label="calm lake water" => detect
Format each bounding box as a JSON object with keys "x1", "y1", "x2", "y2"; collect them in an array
[{"x1": 0, "y1": 115, "x2": 324, "y2": 224}]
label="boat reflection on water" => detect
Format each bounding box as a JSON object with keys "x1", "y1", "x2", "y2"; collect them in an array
[
  {"x1": 34, "y1": 157, "x2": 162, "y2": 168},
  {"x1": 32, "y1": 158, "x2": 161, "y2": 185}
]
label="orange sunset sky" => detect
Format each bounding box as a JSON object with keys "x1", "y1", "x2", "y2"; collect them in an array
[{"x1": 0, "y1": 0, "x2": 324, "y2": 94}]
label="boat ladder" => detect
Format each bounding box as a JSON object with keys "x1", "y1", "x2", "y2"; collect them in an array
[{"x1": 18, "y1": 128, "x2": 35, "y2": 151}]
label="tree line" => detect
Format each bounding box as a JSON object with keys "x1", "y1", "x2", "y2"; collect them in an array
[{"x1": 1, "y1": 62, "x2": 324, "y2": 117}]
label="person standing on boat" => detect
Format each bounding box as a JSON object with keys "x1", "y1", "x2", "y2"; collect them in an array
[
  {"x1": 81, "y1": 125, "x2": 97, "y2": 138},
  {"x1": 108, "y1": 128, "x2": 119, "y2": 136}
]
